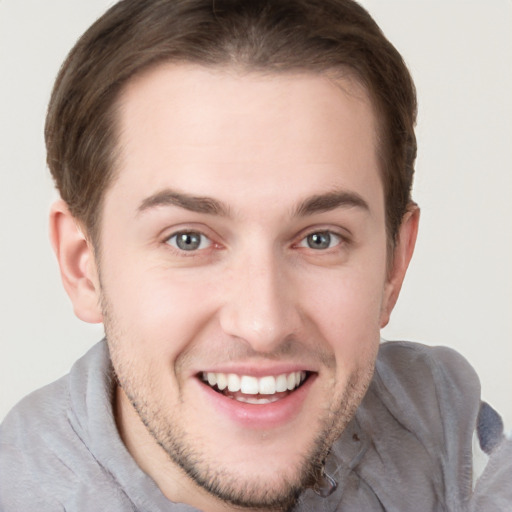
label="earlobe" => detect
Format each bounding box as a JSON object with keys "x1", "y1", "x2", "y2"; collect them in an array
[
  {"x1": 380, "y1": 206, "x2": 420, "y2": 328},
  {"x1": 49, "y1": 200, "x2": 103, "y2": 324}
]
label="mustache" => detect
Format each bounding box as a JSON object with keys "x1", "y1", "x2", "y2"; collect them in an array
[{"x1": 176, "y1": 334, "x2": 336, "y2": 371}]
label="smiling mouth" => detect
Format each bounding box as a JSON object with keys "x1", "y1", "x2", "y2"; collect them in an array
[{"x1": 200, "y1": 371, "x2": 310, "y2": 404}]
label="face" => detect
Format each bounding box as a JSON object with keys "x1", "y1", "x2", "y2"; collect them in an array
[{"x1": 89, "y1": 64, "x2": 404, "y2": 511}]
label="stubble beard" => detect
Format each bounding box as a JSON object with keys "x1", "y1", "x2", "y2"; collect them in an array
[
  {"x1": 102, "y1": 297, "x2": 374, "y2": 511},
  {"x1": 115, "y1": 368, "x2": 368, "y2": 512}
]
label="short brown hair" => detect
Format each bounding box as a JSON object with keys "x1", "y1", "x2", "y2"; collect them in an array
[{"x1": 45, "y1": 0, "x2": 417, "y2": 246}]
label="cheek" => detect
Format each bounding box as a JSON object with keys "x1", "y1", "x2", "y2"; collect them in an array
[
  {"x1": 301, "y1": 263, "x2": 386, "y2": 366},
  {"x1": 102, "y1": 262, "x2": 220, "y2": 362}
]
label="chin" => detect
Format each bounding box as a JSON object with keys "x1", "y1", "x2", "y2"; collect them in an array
[{"x1": 169, "y1": 442, "x2": 325, "y2": 511}]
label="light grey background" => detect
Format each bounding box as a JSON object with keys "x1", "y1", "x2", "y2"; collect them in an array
[{"x1": 1, "y1": 0, "x2": 511, "y2": 428}]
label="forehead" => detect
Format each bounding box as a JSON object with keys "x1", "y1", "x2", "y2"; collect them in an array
[{"x1": 110, "y1": 63, "x2": 382, "y2": 217}]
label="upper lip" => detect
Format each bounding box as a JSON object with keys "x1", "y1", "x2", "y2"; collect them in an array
[{"x1": 193, "y1": 363, "x2": 317, "y2": 378}]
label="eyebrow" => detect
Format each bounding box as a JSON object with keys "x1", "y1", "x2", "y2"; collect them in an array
[
  {"x1": 294, "y1": 190, "x2": 370, "y2": 217},
  {"x1": 137, "y1": 189, "x2": 230, "y2": 216},
  {"x1": 137, "y1": 187, "x2": 369, "y2": 218}
]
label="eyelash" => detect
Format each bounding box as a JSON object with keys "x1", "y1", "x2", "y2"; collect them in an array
[
  {"x1": 163, "y1": 228, "x2": 349, "y2": 256},
  {"x1": 165, "y1": 231, "x2": 213, "y2": 253},
  {"x1": 297, "y1": 231, "x2": 344, "y2": 251}
]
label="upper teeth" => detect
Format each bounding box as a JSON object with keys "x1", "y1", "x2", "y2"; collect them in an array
[{"x1": 202, "y1": 371, "x2": 306, "y2": 395}]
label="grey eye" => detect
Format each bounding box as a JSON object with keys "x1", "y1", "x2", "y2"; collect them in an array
[
  {"x1": 300, "y1": 231, "x2": 341, "y2": 250},
  {"x1": 167, "y1": 231, "x2": 211, "y2": 251}
]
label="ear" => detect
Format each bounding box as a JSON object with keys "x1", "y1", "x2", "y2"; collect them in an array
[
  {"x1": 49, "y1": 200, "x2": 103, "y2": 324},
  {"x1": 380, "y1": 205, "x2": 420, "y2": 328}
]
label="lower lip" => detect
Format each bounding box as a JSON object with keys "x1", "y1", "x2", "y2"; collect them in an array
[{"x1": 196, "y1": 375, "x2": 316, "y2": 429}]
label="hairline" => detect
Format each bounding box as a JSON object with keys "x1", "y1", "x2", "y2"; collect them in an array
[{"x1": 86, "y1": 61, "x2": 399, "y2": 256}]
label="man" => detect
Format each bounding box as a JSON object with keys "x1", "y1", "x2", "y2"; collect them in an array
[{"x1": 0, "y1": 1, "x2": 509, "y2": 511}]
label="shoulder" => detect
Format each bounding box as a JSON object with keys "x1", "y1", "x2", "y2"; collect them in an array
[
  {"x1": 372, "y1": 341, "x2": 482, "y2": 454},
  {"x1": 470, "y1": 435, "x2": 512, "y2": 512},
  {"x1": 0, "y1": 341, "x2": 129, "y2": 511},
  {"x1": 329, "y1": 341, "x2": 509, "y2": 510},
  {"x1": 360, "y1": 341, "x2": 482, "y2": 507},
  {"x1": 1, "y1": 370, "x2": 70, "y2": 433},
  {"x1": 1, "y1": 341, "x2": 110, "y2": 442},
  {"x1": 377, "y1": 340, "x2": 480, "y2": 387},
  {"x1": 0, "y1": 375, "x2": 73, "y2": 510},
  {"x1": 375, "y1": 340, "x2": 481, "y2": 416}
]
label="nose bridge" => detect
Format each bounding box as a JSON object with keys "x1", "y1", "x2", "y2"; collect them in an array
[{"x1": 219, "y1": 242, "x2": 297, "y2": 352}]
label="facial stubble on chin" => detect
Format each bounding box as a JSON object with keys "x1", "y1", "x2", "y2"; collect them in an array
[{"x1": 102, "y1": 296, "x2": 374, "y2": 511}]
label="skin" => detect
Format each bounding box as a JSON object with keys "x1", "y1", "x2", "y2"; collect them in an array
[{"x1": 50, "y1": 64, "x2": 419, "y2": 511}]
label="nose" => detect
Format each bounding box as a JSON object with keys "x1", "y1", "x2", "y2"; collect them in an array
[{"x1": 218, "y1": 249, "x2": 300, "y2": 353}]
